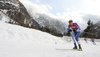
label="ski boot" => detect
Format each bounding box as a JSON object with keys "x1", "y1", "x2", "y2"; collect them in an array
[
  {"x1": 73, "y1": 43, "x2": 77, "y2": 49},
  {"x1": 78, "y1": 44, "x2": 82, "y2": 51}
]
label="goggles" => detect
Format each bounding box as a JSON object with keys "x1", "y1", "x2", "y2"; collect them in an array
[{"x1": 69, "y1": 21, "x2": 72, "y2": 23}]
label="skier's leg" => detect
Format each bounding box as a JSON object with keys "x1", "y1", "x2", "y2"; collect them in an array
[
  {"x1": 75, "y1": 32, "x2": 80, "y2": 45},
  {"x1": 75, "y1": 32, "x2": 82, "y2": 50},
  {"x1": 72, "y1": 33, "x2": 77, "y2": 49},
  {"x1": 72, "y1": 33, "x2": 76, "y2": 43},
  {"x1": 93, "y1": 42, "x2": 96, "y2": 45}
]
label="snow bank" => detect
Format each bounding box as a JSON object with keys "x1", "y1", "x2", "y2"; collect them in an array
[{"x1": 0, "y1": 21, "x2": 64, "y2": 43}]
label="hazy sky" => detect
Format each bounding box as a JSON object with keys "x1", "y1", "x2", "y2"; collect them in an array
[
  {"x1": 20, "y1": 0, "x2": 100, "y2": 30},
  {"x1": 31, "y1": 0, "x2": 83, "y2": 15}
]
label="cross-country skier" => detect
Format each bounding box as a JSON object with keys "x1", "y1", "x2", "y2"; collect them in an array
[
  {"x1": 91, "y1": 38, "x2": 96, "y2": 45},
  {"x1": 67, "y1": 20, "x2": 82, "y2": 50},
  {"x1": 84, "y1": 38, "x2": 88, "y2": 43}
]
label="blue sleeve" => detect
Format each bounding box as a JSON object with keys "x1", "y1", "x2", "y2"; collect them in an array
[
  {"x1": 76, "y1": 23, "x2": 81, "y2": 30},
  {"x1": 67, "y1": 25, "x2": 70, "y2": 31}
]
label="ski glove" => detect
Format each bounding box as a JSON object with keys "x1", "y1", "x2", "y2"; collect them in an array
[
  {"x1": 73, "y1": 29, "x2": 76, "y2": 32},
  {"x1": 69, "y1": 29, "x2": 72, "y2": 32}
]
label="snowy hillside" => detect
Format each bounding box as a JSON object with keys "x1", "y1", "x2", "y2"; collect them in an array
[
  {"x1": 0, "y1": 21, "x2": 100, "y2": 57},
  {"x1": 0, "y1": 21, "x2": 63, "y2": 43}
]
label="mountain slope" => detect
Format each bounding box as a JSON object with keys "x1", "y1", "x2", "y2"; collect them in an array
[
  {"x1": 0, "y1": 0, "x2": 40, "y2": 29},
  {"x1": 0, "y1": 0, "x2": 67, "y2": 37},
  {"x1": 19, "y1": 0, "x2": 67, "y2": 36}
]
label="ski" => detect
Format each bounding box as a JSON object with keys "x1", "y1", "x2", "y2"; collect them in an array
[{"x1": 56, "y1": 48, "x2": 82, "y2": 51}]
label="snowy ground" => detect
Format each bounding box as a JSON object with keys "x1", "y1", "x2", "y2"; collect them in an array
[{"x1": 0, "y1": 21, "x2": 100, "y2": 57}]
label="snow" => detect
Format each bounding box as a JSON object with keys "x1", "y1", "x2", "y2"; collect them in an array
[
  {"x1": 0, "y1": 10, "x2": 10, "y2": 22},
  {"x1": 0, "y1": 21, "x2": 100, "y2": 57}
]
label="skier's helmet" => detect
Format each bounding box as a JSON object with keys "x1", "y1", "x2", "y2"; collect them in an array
[{"x1": 68, "y1": 20, "x2": 73, "y2": 23}]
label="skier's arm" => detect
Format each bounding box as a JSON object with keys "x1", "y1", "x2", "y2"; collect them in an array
[
  {"x1": 76, "y1": 23, "x2": 81, "y2": 32},
  {"x1": 67, "y1": 25, "x2": 72, "y2": 31},
  {"x1": 67, "y1": 25, "x2": 70, "y2": 30}
]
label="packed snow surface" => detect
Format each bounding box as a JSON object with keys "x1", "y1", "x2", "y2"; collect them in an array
[{"x1": 0, "y1": 21, "x2": 100, "y2": 57}]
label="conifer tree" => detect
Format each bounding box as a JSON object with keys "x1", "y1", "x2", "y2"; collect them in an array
[{"x1": 82, "y1": 19, "x2": 95, "y2": 38}]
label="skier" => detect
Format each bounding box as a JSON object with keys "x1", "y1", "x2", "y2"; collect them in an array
[
  {"x1": 91, "y1": 38, "x2": 96, "y2": 45},
  {"x1": 84, "y1": 38, "x2": 88, "y2": 43},
  {"x1": 67, "y1": 20, "x2": 82, "y2": 50}
]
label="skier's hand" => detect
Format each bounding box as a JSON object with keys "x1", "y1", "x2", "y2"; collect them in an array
[
  {"x1": 69, "y1": 29, "x2": 72, "y2": 32},
  {"x1": 73, "y1": 29, "x2": 76, "y2": 32}
]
